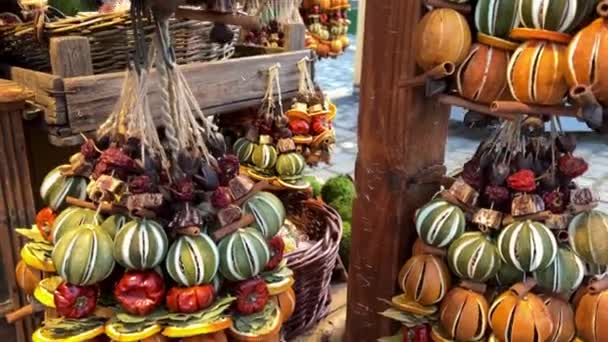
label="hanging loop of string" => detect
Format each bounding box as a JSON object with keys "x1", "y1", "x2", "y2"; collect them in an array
[
  {"x1": 297, "y1": 56, "x2": 315, "y2": 95},
  {"x1": 260, "y1": 63, "x2": 284, "y2": 121}
]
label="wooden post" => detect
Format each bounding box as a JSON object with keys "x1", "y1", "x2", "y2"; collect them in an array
[
  {"x1": 0, "y1": 80, "x2": 36, "y2": 342},
  {"x1": 345, "y1": 1, "x2": 450, "y2": 340},
  {"x1": 49, "y1": 37, "x2": 94, "y2": 77},
  {"x1": 284, "y1": 23, "x2": 306, "y2": 51}
]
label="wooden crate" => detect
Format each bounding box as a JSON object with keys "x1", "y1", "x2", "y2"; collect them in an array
[{"x1": 0, "y1": 46, "x2": 312, "y2": 146}]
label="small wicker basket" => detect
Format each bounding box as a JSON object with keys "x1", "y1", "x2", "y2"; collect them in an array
[
  {"x1": 0, "y1": 11, "x2": 239, "y2": 74},
  {"x1": 284, "y1": 199, "x2": 343, "y2": 340}
]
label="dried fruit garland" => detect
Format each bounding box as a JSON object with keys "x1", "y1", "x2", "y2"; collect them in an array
[
  {"x1": 382, "y1": 117, "x2": 608, "y2": 342},
  {"x1": 230, "y1": 58, "x2": 337, "y2": 191},
  {"x1": 7, "y1": 7, "x2": 298, "y2": 342},
  {"x1": 409, "y1": 0, "x2": 608, "y2": 132},
  {"x1": 302, "y1": 0, "x2": 351, "y2": 57}
]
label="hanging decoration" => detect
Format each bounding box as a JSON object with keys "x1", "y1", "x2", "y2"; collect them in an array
[
  {"x1": 380, "y1": 108, "x2": 608, "y2": 341},
  {"x1": 6, "y1": 2, "x2": 300, "y2": 341},
  {"x1": 301, "y1": 0, "x2": 350, "y2": 57},
  {"x1": 404, "y1": 0, "x2": 608, "y2": 132}
]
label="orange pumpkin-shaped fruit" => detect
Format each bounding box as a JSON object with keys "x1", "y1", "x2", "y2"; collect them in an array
[
  {"x1": 439, "y1": 286, "x2": 489, "y2": 341},
  {"x1": 575, "y1": 278, "x2": 608, "y2": 342},
  {"x1": 398, "y1": 254, "x2": 451, "y2": 306},
  {"x1": 15, "y1": 260, "x2": 43, "y2": 295},
  {"x1": 566, "y1": 17, "x2": 608, "y2": 105},
  {"x1": 414, "y1": 8, "x2": 472, "y2": 71},
  {"x1": 182, "y1": 331, "x2": 228, "y2": 342},
  {"x1": 330, "y1": 39, "x2": 343, "y2": 53},
  {"x1": 489, "y1": 281, "x2": 553, "y2": 342},
  {"x1": 272, "y1": 287, "x2": 296, "y2": 322},
  {"x1": 543, "y1": 296, "x2": 575, "y2": 342},
  {"x1": 457, "y1": 43, "x2": 511, "y2": 104},
  {"x1": 507, "y1": 40, "x2": 569, "y2": 105},
  {"x1": 316, "y1": 44, "x2": 330, "y2": 57}
]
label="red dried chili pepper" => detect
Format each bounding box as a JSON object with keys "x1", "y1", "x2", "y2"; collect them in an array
[
  {"x1": 54, "y1": 282, "x2": 98, "y2": 319},
  {"x1": 166, "y1": 285, "x2": 215, "y2": 313},
  {"x1": 114, "y1": 270, "x2": 165, "y2": 316},
  {"x1": 233, "y1": 277, "x2": 269, "y2": 315},
  {"x1": 559, "y1": 155, "x2": 588, "y2": 178},
  {"x1": 36, "y1": 207, "x2": 56, "y2": 242},
  {"x1": 507, "y1": 169, "x2": 536, "y2": 193},
  {"x1": 414, "y1": 324, "x2": 430, "y2": 342},
  {"x1": 288, "y1": 120, "x2": 310, "y2": 135},
  {"x1": 265, "y1": 236, "x2": 285, "y2": 271}
]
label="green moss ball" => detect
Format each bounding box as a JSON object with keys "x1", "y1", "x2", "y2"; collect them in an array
[
  {"x1": 339, "y1": 221, "x2": 352, "y2": 269},
  {"x1": 321, "y1": 175, "x2": 355, "y2": 204},
  {"x1": 302, "y1": 175, "x2": 323, "y2": 198}
]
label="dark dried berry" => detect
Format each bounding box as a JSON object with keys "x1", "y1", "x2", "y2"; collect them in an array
[
  {"x1": 543, "y1": 191, "x2": 566, "y2": 214},
  {"x1": 211, "y1": 187, "x2": 233, "y2": 209},
  {"x1": 556, "y1": 135, "x2": 577, "y2": 153},
  {"x1": 171, "y1": 178, "x2": 195, "y2": 202},
  {"x1": 462, "y1": 159, "x2": 484, "y2": 190},
  {"x1": 489, "y1": 163, "x2": 510, "y2": 185},
  {"x1": 484, "y1": 185, "x2": 510, "y2": 204},
  {"x1": 129, "y1": 175, "x2": 155, "y2": 194},
  {"x1": 80, "y1": 139, "x2": 99, "y2": 160},
  {"x1": 558, "y1": 155, "x2": 588, "y2": 178},
  {"x1": 194, "y1": 163, "x2": 219, "y2": 191},
  {"x1": 217, "y1": 155, "x2": 240, "y2": 186}
]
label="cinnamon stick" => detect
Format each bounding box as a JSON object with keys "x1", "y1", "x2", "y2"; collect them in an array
[
  {"x1": 400, "y1": 62, "x2": 455, "y2": 88},
  {"x1": 438, "y1": 95, "x2": 517, "y2": 120},
  {"x1": 589, "y1": 276, "x2": 608, "y2": 294},
  {"x1": 5, "y1": 303, "x2": 42, "y2": 323},
  {"x1": 556, "y1": 230, "x2": 569, "y2": 243},
  {"x1": 66, "y1": 196, "x2": 156, "y2": 218},
  {"x1": 175, "y1": 226, "x2": 201, "y2": 237},
  {"x1": 491, "y1": 101, "x2": 580, "y2": 118},
  {"x1": 423, "y1": 0, "x2": 472, "y2": 13},
  {"x1": 460, "y1": 280, "x2": 487, "y2": 294},
  {"x1": 212, "y1": 214, "x2": 255, "y2": 241},
  {"x1": 234, "y1": 180, "x2": 271, "y2": 207},
  {"x1": 511, "y1": 278, "x2": 537, "y2": 298}
]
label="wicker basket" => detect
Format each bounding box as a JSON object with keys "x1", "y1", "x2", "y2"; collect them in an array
[
  {"x1": 284, "y1": 199, "x2": 343, "y2": 340},
  {"x1": 0, "y1": 11, "x2": 239, "y2": 74}
]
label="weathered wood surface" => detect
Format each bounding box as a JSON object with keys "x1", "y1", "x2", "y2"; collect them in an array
[
  {"x1": 175, "y1": 8, "x2": 262, "y2": 29},
  {"x1": 345, "y1": 1, "x2": 450, "y2": 341},
  {"x1": 285, "y1": 23, "x2": 306, "y2": 51},
  {"x1": 49, "y1": 36, "x2": 94, "y2": 78},
  {"x1": 0, "y1": 80, "x2": 37, "y2": 342},
  {"x1": 0, "y1": 65, "x2": 66, "y2": 125},
  {"x1": 63, "y1": 49, "x2": 310, "y2": 134}
]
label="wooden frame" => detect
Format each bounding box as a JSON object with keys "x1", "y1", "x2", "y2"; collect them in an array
[
  {"x1": 345, "y1": 1, "x2": 451, "y2": 340},
  {"x1": 0, "y1": 80, "x2": 37, "y2": 342},
  {"x1": 1, "y1": 48, "x2": 311, "y2": 146}
]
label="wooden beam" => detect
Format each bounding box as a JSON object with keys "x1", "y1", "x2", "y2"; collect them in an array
[
  {"x1": 175, "y1": 8, "x2": 261, "y2": 29},
  {"x1": 284, "y1": 23, "x2": 306, "y2": 51},
  {"x1": 62, "y1": 50, "x2": 310, "y2": 134},
  {"x1": 345, "y1": 1, "x2": 450, "y2": 340},
  {"x1": 0, "y1": 80, "x2": 37, "y2": 342},
  {"x1": 49, "y1": 37, "x2": 94, "y2": 78},
  {"x1": 0, "y1": 65, "x2": 67, "y2": 125}
]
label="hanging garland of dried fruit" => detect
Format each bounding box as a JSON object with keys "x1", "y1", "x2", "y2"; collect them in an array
[
  {"x1": 405, "y1": 0, "x2": 608, "y2": 132},
  {"x1": 301, "y1": 0, "x2": 350, "y2": 57},
  {"x1": 4, "y1": 3, "x2": 298, "y2": 341},
  {"x1": 379, "y1": 109, "x2": 608, "y2": 341}
]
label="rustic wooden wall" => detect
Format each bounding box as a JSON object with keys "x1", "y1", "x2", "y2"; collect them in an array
[{"x1": 345, "y1": 1, "x2": 451, "y2": 340}]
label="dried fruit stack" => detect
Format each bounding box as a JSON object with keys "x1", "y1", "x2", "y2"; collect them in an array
[
  {"x1": 381, "y1": 118, "x2": 608, "y2": 342},
  {"x1": 10, "y1": 30, "x2": 298, "y2": 342},
  {"x1": 302, "y1": 0, "x2": 350, "y2": 57}
]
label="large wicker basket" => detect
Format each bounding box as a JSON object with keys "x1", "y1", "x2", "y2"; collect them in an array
[
  {"x1": 284, "y1": 199, "x2": 343, "y2": 340},
  {"x1": 0, "y1": 11, "x2": 239, "y2": 74}
]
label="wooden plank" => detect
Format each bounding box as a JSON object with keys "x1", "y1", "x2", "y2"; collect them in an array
[
  {"x1": 344, "y1": 1, "x2": 450, "y2": 340},
  {"x1": 63, "y1": 50, "x2": 311, "y2": 134},
  {"x1": 0, "y1": 65, "x2": 67, "y2": 125},
  {"x1": 284, "y1": 23, "x2": 306, "y2": 51},
  {"x1": 49, "y1": 36, "x2": 94, "y2": 78},
  {"x1": 175, "y1": 8, "x2": 261, "y2": 29},
  {"x1": 0, "y1": 83, "x2": 37, "y2": 341},
  {"x1": 47, "y1": 90, "x2": 300, "y2": 147}
]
